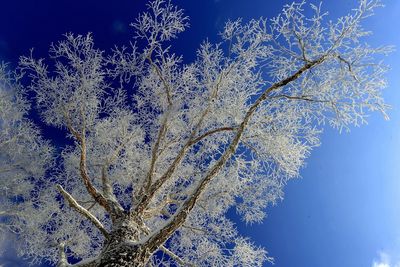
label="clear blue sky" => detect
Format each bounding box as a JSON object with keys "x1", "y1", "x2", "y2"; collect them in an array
[{"x1": 0, "y1": 0, "x2": 399, "y2": 266}]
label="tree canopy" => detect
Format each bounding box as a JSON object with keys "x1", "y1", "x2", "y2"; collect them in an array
[{"x1": 0, "y1": 0, "x2": 391, "y2": 266}]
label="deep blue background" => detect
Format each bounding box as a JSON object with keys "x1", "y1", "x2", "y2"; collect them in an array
[{"x1": 0, "y1": 1, "x2": 399, "y2": 266}]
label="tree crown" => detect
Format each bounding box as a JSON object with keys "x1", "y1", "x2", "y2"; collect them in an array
[{"x1": 0, "y1": 0, "x2": 391, "y2": 266}]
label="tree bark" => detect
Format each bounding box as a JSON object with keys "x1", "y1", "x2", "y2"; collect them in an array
[
  {"x1": 76, "y1": 216, "x2": 151, "y2": 267},
  {"x1": 76, "y1": 245, "x2": 149, "y2": 267}
]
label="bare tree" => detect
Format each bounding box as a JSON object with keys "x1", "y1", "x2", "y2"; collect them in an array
[{"x1": 0, "y1": 0, "x2": 392, "y2": 266}]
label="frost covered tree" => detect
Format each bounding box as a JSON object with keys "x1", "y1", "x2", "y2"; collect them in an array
[{"x1": 0, "y1": 0, "x2": 392, "y2": 266}]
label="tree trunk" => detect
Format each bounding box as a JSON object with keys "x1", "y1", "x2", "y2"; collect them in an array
[
  {"x1": 77, "y1": 216, "x2": 152, "y2": 267},
  {"x1": 97, "y1": 244, "x2": 148, "y2": 267}
]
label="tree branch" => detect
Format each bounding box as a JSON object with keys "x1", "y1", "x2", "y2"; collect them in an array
[
  {"x1": 272, "y1": 94, "x2": 330, "y2": 103},
  {"x1": 62, "y1": 110, "x2": 117, "y2": 215},
  {"x1": 63, "y1": 110, "x2": 82, "y2": 142},
  {"x1": 134, "y1": 51, "x2": 174, "y2": 208},
  {"x1": 145, "y1": 115, "x2": 168, "y2": 193},
  {"x1": 133, "y1": 60, "x2": 239, "y2": 214},
  {"x1": 337, "y1": 55, "x2": 360, "y2": 82},
  {"x1": 142, "y1": 55, "x2": 327, "y2": 251},
  {"x1": 134, "y1": 126, "x2": 234, "y2": 214},
  {"x1": 57, "y1": 242, "x2": 69, "y2": 267},
  {"x1": 160, "y1": 245, "x2": 194, "y2": 266},
  {"x1": 189, "y1": 126, "x2": 236, "y2": 145},
  {"x1": 57, "y1": 185, "x2": 109, "y2": 239},
  {"x1": 79, "y1": 134, "x2": 115, "y2": 216},
  {"x1": 101, "y1": 165, "x2": 113, "y2": 199},
  {"x1": 147, "y1": 56, "x2": 172, "y2": 106}
]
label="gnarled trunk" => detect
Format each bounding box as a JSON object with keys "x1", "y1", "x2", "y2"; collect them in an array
[{"x1": 77, "y1": 216, "x2": 152, "y2": 267}]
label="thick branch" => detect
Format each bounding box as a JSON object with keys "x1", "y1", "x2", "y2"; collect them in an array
[
  {"x1": 63, "y1": 111, "x2": 116, "y2": 215},
  {"x1": 57, "y1": 185, "x2": 109, "y2": 239},
  {"x1": 79, "y1": 136, "x2": 113, "y2": 214}
]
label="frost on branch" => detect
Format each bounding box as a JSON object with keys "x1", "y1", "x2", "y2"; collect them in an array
[
  {"x1": 0, "y1": 63, "x2": 55, "y2": 263},
  {"x1": 0, "y1": 0, "x2": 392, "y2": 266},
  {"x1": 0, "y1": 64, "x2": 53, "y2": 195},
  {"x1": 132, "y1": 0, "x2": 189, "y2": 43}
]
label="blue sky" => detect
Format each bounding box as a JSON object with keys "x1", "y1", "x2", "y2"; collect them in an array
[{"x1": 0, "y1": 0, "x2": 399, "y2": 266}]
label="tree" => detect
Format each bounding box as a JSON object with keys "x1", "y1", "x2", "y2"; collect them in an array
[{"x1": 0, "y1": 0, "x2": 392, "y2": 266}]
